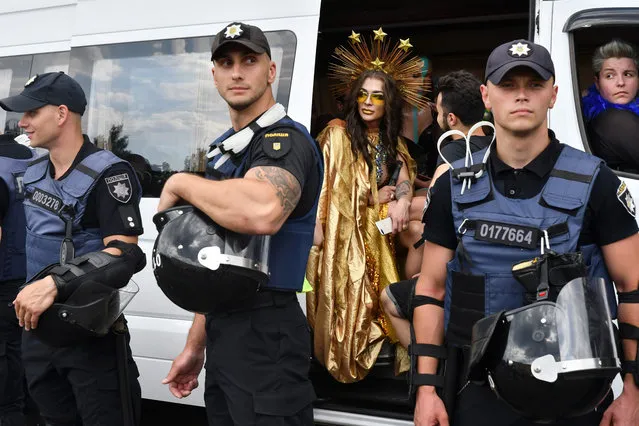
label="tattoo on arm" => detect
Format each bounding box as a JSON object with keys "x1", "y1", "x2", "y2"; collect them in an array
[
  {"x1": 251, "y1": 167, "x2": 302, "y2": 220},
  {"x1": 395, "y1": 180, "x2": 412, "y2": 200}
]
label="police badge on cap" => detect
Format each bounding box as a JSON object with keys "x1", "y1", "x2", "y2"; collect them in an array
[{"x1": 105, "y1": 173, "x2": 132, "y2": 203}]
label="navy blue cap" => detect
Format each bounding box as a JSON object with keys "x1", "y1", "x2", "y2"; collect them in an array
[
  {"x1": 0, "y1": 72, "x2": 87, "y2": 115},
  {"x1": 210, "y1": 22, "x2": 271, "y2": 60},
  {"x1": 485, "y1": 40, "x2": 555, "y2": 84}
]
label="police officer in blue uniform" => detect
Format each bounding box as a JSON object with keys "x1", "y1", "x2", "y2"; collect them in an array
[
  {"x1": 411, "y1": 40, "x2": 639, "y2": 426},
  {"x1": 160, "y1": 22, "x2": 322, "y2": 425},
  {"x1": 0, "y1": 72, "x2": 146, "y2": 426},
  {"x1": 0, "y1": 133, "x2": 34, "y2": 426}
]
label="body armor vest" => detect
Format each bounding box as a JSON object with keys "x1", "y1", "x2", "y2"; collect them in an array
[
  {"x1": 0, "y1": 154, "x2": 34, "y2": 281},
  {"x1": 23, "y1": 150, "x2": 138, "y2": 280},
  {"x1": 205, "y1": 116, "x2": 323, "y2": 292},
  {"x1": 445, "y1": 145, "x2": 615, "y2": 347}
]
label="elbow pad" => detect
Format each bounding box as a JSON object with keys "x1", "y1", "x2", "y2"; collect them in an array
[{"x1": 29, "y1": 242, "x2": 146, "y2": 303}]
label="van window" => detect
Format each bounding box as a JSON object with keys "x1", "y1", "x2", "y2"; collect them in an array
[
  {"x1": 567, "y1": 9, "x2": 639, "y2": 177},
  {"x1": 0, "y1": 55, "x2": 33, "y2": 133},
  {"x1": 69, "y1": 31, "x2": 297, "y2": 197},
  {"x1": 0, "y1": 51, "x2": 70, "y2": 134}
]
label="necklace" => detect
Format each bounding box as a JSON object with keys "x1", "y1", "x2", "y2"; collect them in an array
[{"x1": 370, "y1": 132, "x2": 388, "y2": 185}]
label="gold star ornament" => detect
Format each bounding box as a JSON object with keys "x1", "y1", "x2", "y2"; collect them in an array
[
  {"x1": 348, "y1": 30, "x2": 361, "y2": 44},
  {"x1": 371, "y1": 57, "x2": 385, "y2": 70},
  {"x1": 373, "y1": 27, "x2": 387, "y2": 42},
  {"x1": 398, "y1": 38, "x2": 413, "y2": 52}
]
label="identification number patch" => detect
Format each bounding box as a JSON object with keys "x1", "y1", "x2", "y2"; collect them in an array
[
  {"x1": 29, "y1": 189, "x2": 64, "y2": 214},
  {"x1": 473, "y1": 220, "x2": 539, "y2": 249}
]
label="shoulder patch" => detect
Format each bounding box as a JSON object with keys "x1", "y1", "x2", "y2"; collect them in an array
[
  {"x1": 105, "y1": 172, "x2": 132, "y2": 203},
  {"x1": 617, "y1": 181, "x2": 636, "y2": 218},
  {"x1": 262, "y1": 129, "x2": 292, "y2": 159}
]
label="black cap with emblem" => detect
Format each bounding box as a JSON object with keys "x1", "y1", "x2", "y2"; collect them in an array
[
  {"x1": 485, "y1": 39, "x2": 555, "y2": 84},
  {"x1": 210, "y1": 22, "x2": 271, "y2": 60},
  {"x1": 0, "y1": 72, "x2": 87, "y2": 115}
]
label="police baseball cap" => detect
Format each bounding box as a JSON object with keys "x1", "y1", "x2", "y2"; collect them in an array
[
  {"x1": 485, "y1": 39, "x2": 555, "y2": 84},
  {"x1": 0, "y1": 72, "x2": 87, "y2": 115},
  {"x1": 210, "y1": 22, "x2": 271, "y2": 60}
]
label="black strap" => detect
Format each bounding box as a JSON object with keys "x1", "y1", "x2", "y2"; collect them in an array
[
  {"x1": 412, "y1": 373, "x2": 445, "y2": 388},
  {"x1": 75, "y1": 163, "x2": 100, "y2": 179},
  {"x1": 409, "y1": 343, "x2": 447, "y2": 359},
  {"x1": 619, "y1": 323, "x2": 639, "y2": 340},
  {"x1": 114, "y1": 318, "x2": 135, "y2": 426},
  {"x1": 413, "y1": 295, "x2": 444, "y2": 309},
  {"x1": 28, "y1": 154, "x2": 49, "y2": 166},
  {"x1": 619, "y1": 290, "x2": 639, "y2": 304},
  {"x1": 549, "y1": 169, "x2": 593, "y2": 183},
  {"x1": 413, "y1": 237, "x2": 425, "y2": 249},
  {"x1": 451, "y1": 163, "x2": 486, "y2": 181}
]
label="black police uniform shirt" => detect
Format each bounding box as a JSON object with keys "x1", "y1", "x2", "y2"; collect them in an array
[
  {"x1": 0, "y1": 137, "x2": 32, "y2": 226},
  {"x1": 436, "y1": 135, "x2": 493, "y2": 168},
  {"x1": 587, "y1": 108, "x2": 639, "y2": 174},
  {"x1": 47, "y1": 135, "x2": 144, "y2": 237},
  {"x1": 423, "y1": 131, "x2": 639, "y2": 250},
  {"x1": 243, "y1": 125, "x2": 321, "y2": 218}
]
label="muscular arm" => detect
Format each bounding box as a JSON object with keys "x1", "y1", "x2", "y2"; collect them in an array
[
  {"x1": 602, "y1": 233, "x2": 639, "y2": 389},
  {"x1": 413, "y1": 241, "x2": 454, "y2": 394},
  {"x1": 159, "y1": 166, "x2": 301, "y2": 235}
]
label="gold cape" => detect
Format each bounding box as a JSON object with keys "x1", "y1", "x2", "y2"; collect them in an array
[{"x1": 306, "y1": 121, "x2": 416, "y2": 383}]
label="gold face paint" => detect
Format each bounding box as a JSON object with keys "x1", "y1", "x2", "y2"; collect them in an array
[{"x1": 357, "y1": 89, "x2": 385, "y2": 105}]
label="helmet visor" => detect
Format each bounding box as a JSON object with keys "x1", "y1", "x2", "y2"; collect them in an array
[{"x1": 503, "y1": 277, "x2": 619, "y2": 383}]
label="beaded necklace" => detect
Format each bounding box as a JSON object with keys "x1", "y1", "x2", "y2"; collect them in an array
[{"x1": 369, "y1": 131, "x2": 388, "y2": 185}]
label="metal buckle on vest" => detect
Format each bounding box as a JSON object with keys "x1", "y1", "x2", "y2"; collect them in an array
[
  {"x1": 540, "y1": 229, "x2": 550, "y2": 255},
  {"x1": 458, "y1": 218, "x2": 469, "y2": 235}
]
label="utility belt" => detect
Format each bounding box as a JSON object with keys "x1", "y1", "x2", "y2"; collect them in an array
[{"x1": 207, "y1": 289, "x2": 297, "y2": 317}]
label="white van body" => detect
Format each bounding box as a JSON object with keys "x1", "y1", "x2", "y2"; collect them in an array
[{"x1": 0, "y1": 0, "x2": 636, "y2": 424}]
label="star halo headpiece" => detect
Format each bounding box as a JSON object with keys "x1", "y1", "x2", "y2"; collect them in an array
[{"x1": 329, "y1": 28, "x2": 430, "y2": 109}]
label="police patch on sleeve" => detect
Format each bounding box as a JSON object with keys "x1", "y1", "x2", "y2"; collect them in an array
[
  {"x1": 105, "y1": 173, "x2": 132, "y2": 203},
  {"x1": 262, "y1": 130, "x2": 292, "y2": 159},
  {"x1": 617, "y1": 181, "x2": 636, "y2": 218}
]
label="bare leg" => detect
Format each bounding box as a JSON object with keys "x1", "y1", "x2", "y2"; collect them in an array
[
  {"x1": 410, "y1": 196, "x2": 426, "y2": 221},
  {"x1": 380, "y1": 287, "x2": 411, "y2": 349},
  {"x1": 399, "y1": 220, "x2": 424, "y2": 278}
]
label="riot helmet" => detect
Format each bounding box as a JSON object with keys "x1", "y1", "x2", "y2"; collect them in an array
[
  {"x1": 468, "y1": 277, "x2": 620, "y2": 423},
  {"x1": 31, "y1": 279, "x2": 138, "y2": 347},
  {"x1": 152, "y1": 205, "x2": 270, "y2": 313}
]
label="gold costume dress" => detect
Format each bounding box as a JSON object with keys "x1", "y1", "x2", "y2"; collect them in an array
[{"x1": 306, "y1": 120, "x2": 416, "y2": 383}]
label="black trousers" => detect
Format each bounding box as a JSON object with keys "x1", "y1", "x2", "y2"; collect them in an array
[
  {"x1": 452, "y1": 382, "x2": 612, "y2": 426},
  {"x1": 21, "y1": 322, "x2": 141, "y2": 426},
  {"x1": 0, "y1": 281, "x2": 25, "y2": 426},
  {"x1": 204, "y1": 291, "x2": 315, "y2": 426}
]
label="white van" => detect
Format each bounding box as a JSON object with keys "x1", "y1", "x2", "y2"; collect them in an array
[{"x1": 0, "y1": 0, "x2": 637, "y2": 424}]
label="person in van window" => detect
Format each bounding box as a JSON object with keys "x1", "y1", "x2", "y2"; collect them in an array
[
  {"x1": 382, "y1": 70, "x2": 492, "y2": 350},
  {"x1": 159, "y1": 22, "x2": 321, "y2": 425},
  {"x1": 582, "y1": 39, "x2": 639, "y2": 173},
  {"x1": 412, "y1": 39, "x2": 639, "y2": 426},
  {"x1": 305, "y1": 29, "x2": 428, "y2": 383},
  {"x1": 0, "y1": 132, "x2": 34, "y2": 426},
  {"x1": 0, "y1": 72, "x2": 146, "y2": 426}
]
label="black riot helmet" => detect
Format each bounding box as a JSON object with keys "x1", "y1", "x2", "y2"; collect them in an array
[
  {"x1": 31, "y1": 279, "x2": 138, "y2": 348},
  {"x1": 468, "y1": 277, "x2": 620, "y2": 423},
  {"x1": 152, "y1": 205, "x2": 270, "y2": 313}
]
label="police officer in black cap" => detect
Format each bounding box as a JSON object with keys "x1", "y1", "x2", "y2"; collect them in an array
[
  {"x1": 0, "y1": 72, "x2": 146, "y2": 425},
  {"x1": 159, "y1": 22, "x2": 322, "y2": 425},
  {"x1": 0, "y1": 132, "x2": 34, "y2": 426},
  {"x1": 410, "y1": 40, "x2": 639, "y2": 426}
]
